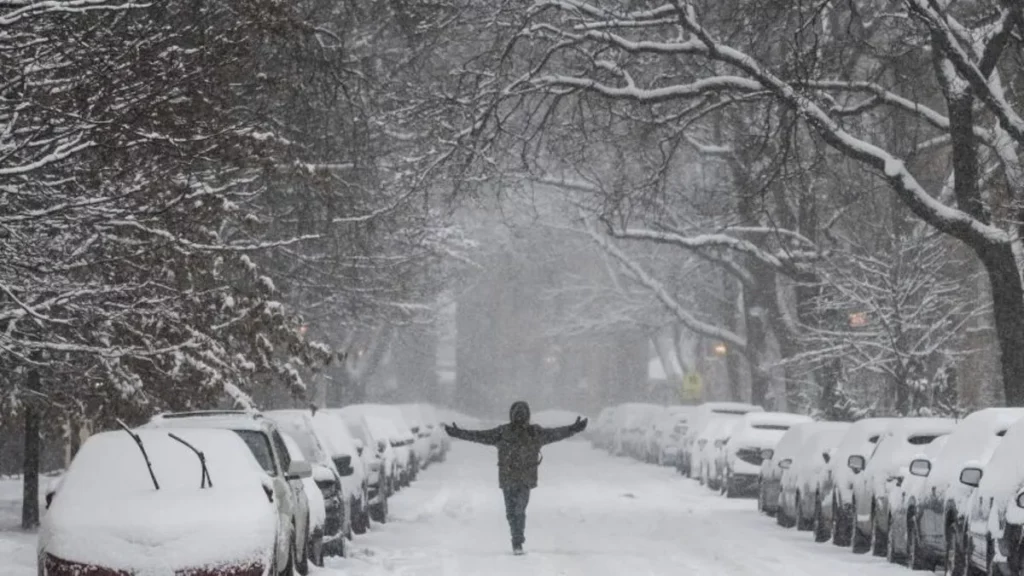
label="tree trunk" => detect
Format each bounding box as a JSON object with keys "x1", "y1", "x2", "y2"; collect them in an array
[
  {"x1": 744, "y1": 297, "x2": 771, "y2": 407},
  {"x1": 979, "y1": 243, "x2": 1024, "y2": 406},
  {"x1": 21, "y1": 368, "x2": 41, "y2": 530}
]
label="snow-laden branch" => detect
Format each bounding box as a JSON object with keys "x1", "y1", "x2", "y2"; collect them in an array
[{"x1": 583, "y1": 219, "x2": 747, "y2": 351}]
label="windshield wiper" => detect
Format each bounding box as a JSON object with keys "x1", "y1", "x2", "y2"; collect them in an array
[
  {"x1": 168, "y1": 432, "x2": 213, "y2": 488},
  {"x1": 116, "y1": 419, "x2": 160, "y2": 490}
]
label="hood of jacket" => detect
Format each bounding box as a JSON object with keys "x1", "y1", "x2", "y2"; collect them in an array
[{"x1": 509, "y1": 401, "x2": 531, "y2": 426}]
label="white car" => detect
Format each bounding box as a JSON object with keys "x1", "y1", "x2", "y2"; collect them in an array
[
  {"x1": 779, "y1": 422, "x2": 852, "y2": 531},
  {"x1": 695, "y1": 415, "x2": 743, "y2": 490},
  {"x1": 822, "y1": 417, "x2": 897, "y2": 547},
  {"x1": 142, "y1": 411, "x2": 314, "y2": 573},
  {"x1": 886, "y1": 434, "x2": 949, "y2": 563},
  {"x1": 264, "y1": 409, "x2": 351, "y2": 556},
  {"x1": 760, "y1": 422, "x2": 816, "y2": 517},
  {"x1": 965, "y1": 415, "x2": 1024, "y2": 575},
  {"x1": 654, "y1": 409, "x2": 692, "y2": 467},
  {"x1": 399, "y1": 403, "x2": 435, "y2": 473},
  {"x1": 311, "y1": 410, "x2": 371, "y2": 535},
  {"x1": 340, "y1": 404, "x2": 415, "y2": 488},
  {"x1": 336, "y1": 410, "x2": 391, "y2": 523},
  {"x1": 39, "y1": 428, "x2": 284, "y2": 576},
  {"x1": 849, "y1": 417, "x2": 954, "y2": 556},
  {"x1": 281, "y1": 433, "x2": 327, "y2": 567},
  {"x1": 910, "y1": 408, "x2": 1024, "y2": 571},
  {"x1": 683, "y1": 402, "x2": 763, "y2": 477},
  {"x1": 722, "y1": 412, "x2": 813, "y2": 498}
]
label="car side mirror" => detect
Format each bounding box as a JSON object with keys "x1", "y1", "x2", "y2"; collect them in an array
[
  {"x1": 377, "y1": 440, "x2": 387, "y2": 452},
  {"x1": 779, "y1": 458, "x2": 792, "y2": 470},
  {"x1": 334, "y1": 455, "x2": 354, "y2": 477},
  {"x1": 848, "y1": 455, "x2": 866, "y2": 474},
  {"x1": 909, "y1": 458, "x2": 931, "y2": 477},
  {"x1": 959, "y1": 466, "x2": 983, "y2": 488},
  {"x1": 45, "y1": 491, "x2": 56, "y2": 509},
  {"x1": 822, "y1": 451, "x2": 831, "y2": 464},
  {"x1": 311, "y1": 463, "x2": 335, "y2": 483},
  {"x1": 285, "y1": 460, "x2": 312, "y2": 481}
]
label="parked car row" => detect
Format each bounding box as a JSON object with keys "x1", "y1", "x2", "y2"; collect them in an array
[
  {"x1": 591, "y1": 402, "x2": 1024, "y2": 575},
  {"x1": 37, "y1": 402, "x2": 456, "y2": 576}
]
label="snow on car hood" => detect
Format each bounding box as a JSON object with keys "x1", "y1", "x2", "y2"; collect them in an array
[{"x1": 40, "y1": 486, "x2": 276, "y2": 572}]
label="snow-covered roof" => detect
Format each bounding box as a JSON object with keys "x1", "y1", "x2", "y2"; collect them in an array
[
  {"x1": 789, "y1": 422, "x2": 852, "y2": 477},
  {"x1": 863, "y1": 417, "x2": 954, "y2": 476},
  {"x1": 40, "y1": 429, "x2": 275, "y2": 572}
]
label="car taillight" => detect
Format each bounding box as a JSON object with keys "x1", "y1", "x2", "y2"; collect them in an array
[
  {"x1": 177, "y1": 561, "x2": 265, "y2": 576},
  {"x1": 44, "y1": 554, "x2": 130, "y2": 576}
]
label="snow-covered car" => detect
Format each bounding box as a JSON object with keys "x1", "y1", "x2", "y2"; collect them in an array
[
  {"x1": 640, "y1": 406, "x2": 669, "y2": 463},
  {"x1": 362, "y1": 414, "x2": 401, "y2": 492},
  {"x1": 399, "y1": 403, "x2": 435, "y2": 473},
  {"x1": 821, "y1": 417, "x2": 897, "y2": 547},
  {"x1": 759, "y1": 422, "x2": 815, "y2": 517},
  {"x1": 778, "y1": 422, "x2": 850, "y2": 531},
  {"x1": 848, "y1": 417, "x2": 953, "y2": 556},
  {"x1": 362, "y1": 404, "x2": 420, "y2": 482},
  {"x1": 336, "y1": 411, "x2": 390, "y2": 523},
  {"x1": 692, "y1": 415, "x2": 739, "y2": 489},
  {"x1": 721, "y1": 412, "x2": 813, "y2": 498},
  {"x1": 40, "y1": 428, "x2": 287, "y2": 576},
  {"x1": 264, "y1": 410, "x2": 351, "y2": 555},
  {"x1": 655, "y1": 408, "x2": 693, "y2": 467},
  {"x1": 142, "y1": 410, "x2": 315, "y2": 572},
  {"x1": 910, "y1": 408, "x2": 1024, "y2": 572},
  {"x1": 964, "y1": 415, "x2": 1024, "y2": 575},
  {"x1": 281, "y1": 433, "x2": 326, "y2": 568},
  {"x1": 885, "y1": 434, "x2": 949, "y2": 565},
  {"x1": 590, "y1": 407, "x2": 617, "y2": 450},
  {"x1": 610, "y1": 403, "x2": 661, "y2": 458},
  {"x1": 699, "y1": 416, "x2": 744, "y2": 490},
  {"x1": 310, "y1": 410, "x2": 371, "y2": 535},
  {"x1": 339, "y1": 404, "x2": 415, "y2": 488},
  {"x1": 683, "y1": 402, "x2": 764, "y2": 477},
  {"x1": 414, "y1": 403, "x2": 449, "y2": 463}
]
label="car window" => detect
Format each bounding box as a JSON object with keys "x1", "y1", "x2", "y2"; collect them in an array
[
  {"x1": 752, "y1": 424, "x2": 790, "y2": 431},
  {"x1": 271, "y1": 430, "x2": 292, "y2": 472},
  {"x1": 868, "y1": 434, "x2": 880, "y2": 443},
  {"x1": 233, "y1": 430, "x2": 277, "y2": 475},
  {"x1": 907, "y1": 434, "x2": 941, "y2": 445}
]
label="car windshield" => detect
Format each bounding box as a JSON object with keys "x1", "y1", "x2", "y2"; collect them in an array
[{"x1": 232, "y1": 430, "x2": 276, "y2": 475}]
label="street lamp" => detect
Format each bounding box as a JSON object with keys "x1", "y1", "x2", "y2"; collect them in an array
[
  {"x1": 712, "y1": 343, "x2": 728, "y2": 357},
  {"x1": 849, "y1": 312, "x2": 867, "y2": 328}
]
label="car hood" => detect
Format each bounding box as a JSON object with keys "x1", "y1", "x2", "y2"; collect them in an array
[{"x1": 40, "y1": 486, "x2": 276, "y2": 572}]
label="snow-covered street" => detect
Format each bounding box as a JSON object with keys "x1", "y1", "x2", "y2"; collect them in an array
[
  {"x1": 0, "y1": 438, "x2": 937, "y2": 576},
  {"x1": 313, "y1": 440, "x2": 916, "y2": 576}
]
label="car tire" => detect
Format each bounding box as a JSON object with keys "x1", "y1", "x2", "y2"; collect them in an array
[
  {"x1": 296, "y1": 518, "x2": 310, "y2": 576},
  {"x1": 909, "y1": 515, "x2": 932, "y2": 571},
  {"x1": 797, "y1": 494, "x2": 813, "y2": 531},
  {"x1": 945, "y1": 528, "x2": 967, "y2": 576},
  {"x1": 871, "y1": 509, "x2": 888, "y2": 557},
  {"x1": 308, "y1": 529, "x2": 324, "y2": 568},
  {"x1": 813, "y1": 495, "x2": 831, "y2": 543},
  {"x1": 352, "y1": 498, "x2": 368, "y2": 535},
  {"x1": 851, "y1": 500, "x2": 871, "y2": 553},
  {"x1": 887, "y1": 514, "x2": 904, "y2": 565},
  {"x1": 371, "y1": 485, "x2": 389, "y2": 524},
  {"x1": 278, "y1": 536, "x2": 295, "y2": 576},
  {"x1": 833, "y1": 497, "x2": 852, "y2": 547}
]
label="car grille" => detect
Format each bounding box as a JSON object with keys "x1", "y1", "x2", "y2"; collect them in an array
[{"x1": 736, "y1": 447, "x2": 764, "y2": 466}]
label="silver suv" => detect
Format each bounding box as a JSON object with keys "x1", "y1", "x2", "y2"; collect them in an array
[{"x1": 142, "y1": 410, "x2": 314, "y2": 575}]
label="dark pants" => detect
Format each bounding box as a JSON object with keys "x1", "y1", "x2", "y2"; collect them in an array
[{"x1": 502, "y1": 485, "x2": 531, "y2": 546}]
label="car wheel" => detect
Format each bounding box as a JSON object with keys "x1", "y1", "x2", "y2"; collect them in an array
[
  {"x1": 945, "y1": 527, "x2": 968, "y2": 576},
  {"x1": 352, "y1": 498, "x2": 368, "y2": 535},
  {"x1": 813, "y1": 496, "x2": 831, "y2": 543},
  {"x1": 725, "y1": 476, "x2": 739, "y2": 499},
  {"x1": 909, "y1": 514, "x2": 932, "y2": 571},
  {"x1": 308, "y1": 530, "x2": 324, "y2": 568},
  {"x1": 278, "y1": 536, "x2": 295, "y2": 576},
  {"x1": 852, "y1": 500, "x2": 871, "y2": 553},
  {"x1": 296, "y1": 518, "x2": 310, "y2": 575},
  {"x1": 833, "y1": 497, "x2": 852, "y2": 547},
  {"x1": 371, "y1": 487, "x2": 389, "y2": 524},
  {"x1": 887, "y1": 514, "x2": 903, "y2": 565},
  {"x1": 872, "y1": 508, "x2": 888, "y2": 557},
  {"x1": 797, "y1": 493, "x2": 814, "y2": 531}
]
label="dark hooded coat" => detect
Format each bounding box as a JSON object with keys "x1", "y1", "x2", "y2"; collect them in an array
[{"x1": 446, "y1": 401, "x2": 584, "y2": 488}]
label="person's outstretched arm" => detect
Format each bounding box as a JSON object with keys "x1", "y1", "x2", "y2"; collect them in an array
[
  {"x1": 444, "y1": 423, "x2": 503, "y2": 446},
  {"x1": 538, "y1": 417, "x2": 588, "y2": 445}
]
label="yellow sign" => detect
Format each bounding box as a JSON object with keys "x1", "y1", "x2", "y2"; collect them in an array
[{"x1": 681, "y1": 372, "x2": 702, "y2": 402}]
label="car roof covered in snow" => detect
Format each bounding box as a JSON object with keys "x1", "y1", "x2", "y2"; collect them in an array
[
  {"x1": 970, "y1": 416, "x2": 1024, "y2": 524},
  {"x1": 699, "y1": 415, "x2": 743, "y2": 441},
  {"x1": 339, "y1": 404, "x2": 415, "y2": 438},
  {"x1": 311, "y1": 411, "x2": 360, "y2": 459},
  {"x1": 789, "y1": 422, "x2": 851, "y2": 475},
  {"x1": 925, "y1": 408, "x2": 1024, "y2": 497},
  {"x1": 42, "y1": 428, "x2": 275, "y2": 572},
  {"x1": 729, "y1": 413, "x2": 814, "y2": 451},
  {"x1": 263, "y1": 410, "x2": 332, "y2": 466},
  {"x1": 863, "y1": 418, "x2": 955, "y2": 474}
]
